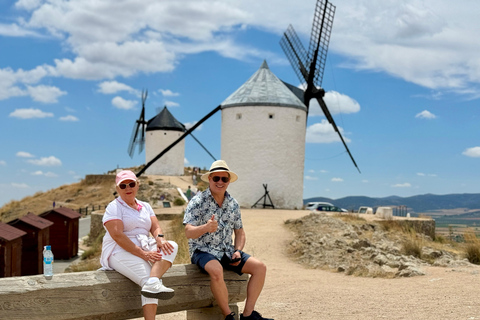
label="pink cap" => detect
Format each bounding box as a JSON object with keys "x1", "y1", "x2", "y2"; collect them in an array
[{"x1": 116, "y1": 170, "x2": 137, "y2": 186}]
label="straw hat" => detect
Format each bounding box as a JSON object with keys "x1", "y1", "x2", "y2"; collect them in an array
[{"x1": 201, "y1": 160, "x2": 238, "y2": 183}]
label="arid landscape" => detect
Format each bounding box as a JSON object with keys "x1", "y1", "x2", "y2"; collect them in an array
[{"x1": 2, "y1": 172, "x2": 480, "y2": 319}]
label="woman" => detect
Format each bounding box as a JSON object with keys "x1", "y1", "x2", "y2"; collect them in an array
[{"x1": 100, "y1": 170, "x2": 178, "y2": 320}]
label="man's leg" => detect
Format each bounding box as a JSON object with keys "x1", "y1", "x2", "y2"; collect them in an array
[
  {"x1": 240, "y1": 257, "x2": 267, "y2": 317},
  {"x1": 204, "y1": 259, "x2": 232, "y2": 316}
]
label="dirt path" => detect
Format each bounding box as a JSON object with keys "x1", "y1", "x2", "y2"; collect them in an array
[{"x1": 156, "y1": 209, "x2": 480, "y2": 319}]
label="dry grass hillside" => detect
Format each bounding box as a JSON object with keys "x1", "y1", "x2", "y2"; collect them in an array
[{"x1": 0, "y1": 166, "x2": 208, "y2": 223}]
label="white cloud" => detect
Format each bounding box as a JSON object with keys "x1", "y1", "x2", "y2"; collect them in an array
[
  {"x1": 0, "y1": 23, "x2": 42, "y2": 37},
  {"x1": 31, "y1": 171, "x2": 59, "y2": 177},
  {"x1": 415, "y1": 110, "x2": 436, "y2": 119},
  {"x1": 331, "y1": 1, "x2": 480, "y2": 95},
  {"x1": 0, "y1": 160, "x2": 6, "y2": 166},
  {"x1": 15, "y1": 0, "x2": 42, "y2": 11},
  {"x1": 11, "y1": 183, "x2": 30, "y2": 189},
  {"x1": 392, "y1": 183, "x2": 412, "y2": 188},
  {"x1": 112, "y1": 96, "x2": 136, "y2": 110},
  {"x1": 27, "y1": 156, "x2": 62, "y2": 166},
  {"x1": 98, "y1": 81, "x2": 138, "y2": 94},
  {"x1": 3, "y1": 0, "x2": 480, "y2": 99},
  {"x1": 305, "y1": 176, "x2": 318, "y2": 181},
  {"x1": 306, "y1": 119, "x2": 351, "y2": 144},
  {"x1": 164, "y1": 100, "x2": 180, "y2": 108},
  {"x1": 362, "y1": 180, "x2": 369, "y2": 183},
  {"x1": 331, "y1": 177, "x2": 343, "y2": 182},
  {"x1": 27, "y1": 85, "x2": 66, "y2": 103},
  {"x1": 9, "y1": 108, "x2": 54, "y2": 119},
  {"x1": 417, "y1": 172, "x2": 437, "y2": 177},
  {"x1": 160, "y1": 89, "x2": 180, "y2": 97},
  {"x1": 184, "y1": 121, "x2": 202, "y2": 130},
  {"x1": 17, "y1": 151, "x2": 35, "y2": 158},
  {"x1": 59, "y1": 115, "x2": 79, "y2": 121},
  {"x1": 309, "y1": 91, "x2": 361, "y2": 117},
  {"x1": 184, "y1": 158, "x2": 189, "y2": 165},
  {"x1": 463, "y1": 147, "x2": 480, "y2": 158}
]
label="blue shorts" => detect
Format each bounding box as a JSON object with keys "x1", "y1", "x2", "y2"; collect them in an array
[{"x1": 191, "y1": 250, "x2": 251, "y2": 275}]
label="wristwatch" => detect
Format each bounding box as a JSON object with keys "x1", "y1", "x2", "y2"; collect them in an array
[{"x1": 157, "y1": 234, "x2": 164, "y2": 238}]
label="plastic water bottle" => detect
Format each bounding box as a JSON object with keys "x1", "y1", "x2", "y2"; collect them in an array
[{"x1": 43, "y1": 245, "x2": 54, "y2": 280}]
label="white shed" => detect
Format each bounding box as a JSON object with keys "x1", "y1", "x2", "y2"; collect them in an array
[{"x1": 220, "y1": 61, "x2": 307, "y2": 209}]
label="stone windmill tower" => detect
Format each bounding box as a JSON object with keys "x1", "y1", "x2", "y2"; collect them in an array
[
  {"x1": 220, "y1": 60, "x2": 307, "y2": 209},
  {"x1": 145, "y1": 107, "x2": 186, "y2": 175}
]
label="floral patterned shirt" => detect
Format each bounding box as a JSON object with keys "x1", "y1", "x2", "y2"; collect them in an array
[{"x1": 183, "y1": 188, "x2": 243, "y2": 260}]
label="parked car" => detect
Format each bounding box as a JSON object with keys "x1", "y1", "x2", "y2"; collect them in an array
[
  {"x1": 305, "y1": 201, "x2": 334, "y2": 211},
  {"x1": 315, "y1": 205, "x2": 348, "y2": 213}
]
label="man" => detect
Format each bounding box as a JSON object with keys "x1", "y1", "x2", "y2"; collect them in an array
[{"x1": 184, "y1": 160, "x2": 273, "y2": 320}]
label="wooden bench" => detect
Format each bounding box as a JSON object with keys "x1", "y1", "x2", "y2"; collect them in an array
[{"x1": 0, "y1": 264, "x2": 248, "y2": 320}]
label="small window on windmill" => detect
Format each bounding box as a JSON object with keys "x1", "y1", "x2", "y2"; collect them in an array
[
  {"x1": 296, "y1": 115, "x2": 301, "y2": 122},
  {"x1": 268, "y1": 113, "x2": 274, "y2": 119},
  {"x1": 236, "y1": 113, "x2": 242, "y2": 120},
  {"x1": 164, "y1": 132, "x2": 167, "y2": 135}
]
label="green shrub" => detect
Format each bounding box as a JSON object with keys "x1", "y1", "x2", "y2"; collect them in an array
[{"x1": 174, "y1": 198, "x2": 185, "y2": 206}]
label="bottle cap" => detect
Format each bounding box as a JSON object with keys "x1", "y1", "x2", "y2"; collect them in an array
[{"x1": 46, "y1": 245, "x2": 51, "y2": 250}]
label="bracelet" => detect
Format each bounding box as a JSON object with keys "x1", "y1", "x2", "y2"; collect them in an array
[{"x1": 234, "y1": 249, "x2": 241, "y2": 253}]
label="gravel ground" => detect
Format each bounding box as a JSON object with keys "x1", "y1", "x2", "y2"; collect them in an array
[{"x1": 151, "y1": 209, "x2": 480, "y2": 320}]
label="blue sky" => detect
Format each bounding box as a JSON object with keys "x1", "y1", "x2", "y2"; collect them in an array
[{"x1": 1, "y1": 0, "x2": 479, "y2": 208}]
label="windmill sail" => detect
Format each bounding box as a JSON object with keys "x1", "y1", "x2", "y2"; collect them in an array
[
  {"x1": 280, "y1": 0, "x2": 360, "y2": 173},
  {"x1": 127, "y1": 90, "x2": 148, "y2": 158}
]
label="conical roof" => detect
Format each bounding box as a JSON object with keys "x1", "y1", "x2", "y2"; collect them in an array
[
  {"x1": 221, "y1": 60, "x2": 306, "y2": 110},
  {"x1": 147, "y1": 107, "x2": 185, "y2": 132}
]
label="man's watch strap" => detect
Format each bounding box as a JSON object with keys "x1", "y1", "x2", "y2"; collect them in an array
[{"x1": 157, "y1": 234, "x2": 164, "y2": 238}]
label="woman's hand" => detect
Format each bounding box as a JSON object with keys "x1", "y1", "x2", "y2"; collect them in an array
[
  {"x1": 157, "y1": 238, "x2": 175, "y2": 255},
  {"x1": 144, "y1": 250, "x2": 163, "y2": 263}
]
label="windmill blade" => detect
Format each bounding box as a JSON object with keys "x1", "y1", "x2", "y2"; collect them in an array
[
  {"x1": 307, "y1": 0, "x2": 335, "y2": 88},
  {"x1": 128, "y1": 121, "x2": 141, "y2": 158},
  {"x1": 190, "y1": 133, "x2": 217, "y2": 162},
  {"x1": 127, "y1": 90, "x2": 148, "y2": 158},
  {"x1": 280, "y1": 24, "x2": 309, "y2": 86},
  {"x1": 136, "y1": 105, "x2": 222, "y2": 177},
  {"x1": 315, "y1": 95, "x2": 361, "y2": 173}
]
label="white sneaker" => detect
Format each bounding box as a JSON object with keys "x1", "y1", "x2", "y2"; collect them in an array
[{"x1": 141, "y1": 279, "x2": 175, "y2": 299}]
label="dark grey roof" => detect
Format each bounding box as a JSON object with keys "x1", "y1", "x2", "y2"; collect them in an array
[
  {"x1": 147, "y1": 107, "x2": 186, "y2": 132},
  {"x1": 221, "y1": 60, "x2": 306, "y2": 110}
]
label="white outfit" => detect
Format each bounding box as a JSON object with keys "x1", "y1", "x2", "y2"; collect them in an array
[{"x1": 100, "y1": 197, "x2": 178, "y2": 306}]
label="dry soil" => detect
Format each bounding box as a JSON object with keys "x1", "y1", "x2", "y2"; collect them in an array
[{"x1": 153, "y1": 208, "x2": 480, "y2": 320}]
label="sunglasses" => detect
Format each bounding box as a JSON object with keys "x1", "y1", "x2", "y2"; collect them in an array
[
  {"x1": 119, "y1": 181, "x2": 137, "y2": 189},
  {"x1": 211, "y1": 176, "x2": 230, "y2": 183}
]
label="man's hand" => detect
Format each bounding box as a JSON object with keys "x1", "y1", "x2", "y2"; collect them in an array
[
  {"x1": 229, "y1": 250, "x2": 241, "y2": 266},
  {"x1": 205, "y1": 215, "x2": 218, "y2": 233}
]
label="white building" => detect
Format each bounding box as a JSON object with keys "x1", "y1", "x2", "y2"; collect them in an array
[
  {"x1": 145, "y1": 107, "x2": 185, "y2": 176},
  {"x1": 220, "y1": 61, "x2": 307, "y2": 209}
]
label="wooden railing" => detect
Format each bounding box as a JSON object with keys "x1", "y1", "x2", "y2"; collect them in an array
[{"x1": 0, "y1": 264, "x2": 248, "y2": 320}]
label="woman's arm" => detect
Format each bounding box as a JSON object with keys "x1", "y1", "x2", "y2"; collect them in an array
[
  {"x1": 104, "y1": 220, "x2": 161, "y2": 262},
  {"x1": 150, "y1": 216, "x2": 174, "y2": 255}
]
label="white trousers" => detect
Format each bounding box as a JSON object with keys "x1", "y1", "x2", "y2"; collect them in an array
[{"x1": 108, "y1": 240, "x2": 178, "y2": 306}]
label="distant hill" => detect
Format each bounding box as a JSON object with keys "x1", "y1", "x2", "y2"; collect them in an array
[{"x1": 304, "y1": 193, "x2": 480, "y2": 213}]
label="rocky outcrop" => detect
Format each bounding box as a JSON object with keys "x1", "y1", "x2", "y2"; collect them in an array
[{"x1": 286, "y1": 213, "x2": 472, "y2": 278}]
